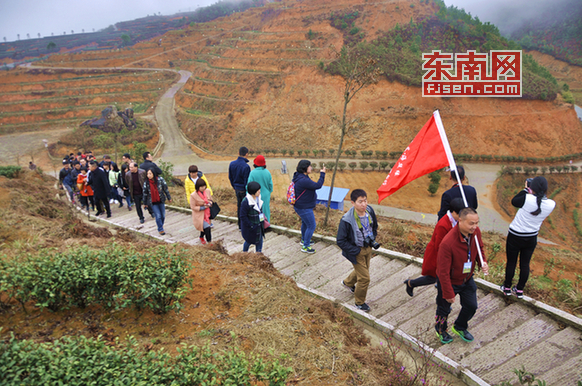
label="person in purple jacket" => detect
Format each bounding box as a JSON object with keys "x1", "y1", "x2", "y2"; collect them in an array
[{"x1": 292, "y1": 160, "x2": 326, "y2": 253}]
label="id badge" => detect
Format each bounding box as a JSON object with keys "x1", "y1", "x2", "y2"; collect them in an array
[
  {"x1": 259, "y1": 213, "x2": 265, "y2": 222},
  {"x1": 463, "y1": 262, "x2": 472, "y2": 274}
]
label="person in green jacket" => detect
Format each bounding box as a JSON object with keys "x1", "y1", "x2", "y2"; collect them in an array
[{"x1": 247, "y1": 155, "x2": 273, "y2": 224}]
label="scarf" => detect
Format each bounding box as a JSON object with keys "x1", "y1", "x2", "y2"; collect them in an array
[
  {"x1": 149, "y1": 179, "x2": 160, "y2": 203},
  {"x1": 245, "y1": 193, "x2": 263, "y2": 213},
  {"x1": 446, "y1": 210, "x2": 458, "y2": 228},
  {"x1": 198, "y1": 190, "x2": 210, "y2": 224}
]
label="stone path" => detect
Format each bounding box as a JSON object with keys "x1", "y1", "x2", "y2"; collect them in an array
[{"x1": 88, "y1": 202, "x2": 582, "y2": 386}]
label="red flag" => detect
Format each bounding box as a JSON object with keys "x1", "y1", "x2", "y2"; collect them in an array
[{"x1": 377, "y1": 111, "x2": 455, "y2": 203}]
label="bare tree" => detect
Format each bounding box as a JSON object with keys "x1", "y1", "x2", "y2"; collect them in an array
[
  {"x1": 3, "y1": 37, "x2": 6, "y2": 42},
  {"x1": 324, "y1": 46, "x2": 382, "y2": 226},
  {"x1": 26, "y1": 33, "x2": 30, "y2": 39},
  {"x1": 71, "y1": 30, "x2": 74, "y2": 34},
  {"x1": 37, "y1": 33, "x2": 41, "y2": 38},
  {"x1": 82, "y1": 29, "x2": 85, "y2": 33},
  {"x1": 17, "y1": 34, "x2": 20, "y2": 40}
]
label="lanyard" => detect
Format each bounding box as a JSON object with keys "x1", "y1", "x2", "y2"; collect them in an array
[{"x1": 464, "y1": 234, "x2": 472, "y2": 262}]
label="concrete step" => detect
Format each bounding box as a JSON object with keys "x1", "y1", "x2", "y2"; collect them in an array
[
  {"x1": 461, "y1": 313, "x2": 558, "y2": 374},
  {"x1": 484, "y1": 326, "x2": 582, "y2": 385}
]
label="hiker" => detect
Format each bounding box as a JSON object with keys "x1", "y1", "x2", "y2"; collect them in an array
[
  {"x1": 435, "y1": 208, "x2": 488, "y2": 344},
  {"x1": 337, "y1": 189, "x2": 379, "y2": 313},
  {"x1": 228, "y1": 146, "x2": 250, "y2": 230},
  {"x1": 437, "y1": 166, "x2": 478, "y2": 220},
  {"x1": 119, "y1": 163, "x2": 133, "y2": 210},
  {"x1": 59, "y1": 160, "x2": 76, "y2": 203},
  {"x1": 28, "y1": 161, "x2": 37, "y2": 170},
  {"x1": 125, "y1": 162, "x2": 146, "y2": 223},
  {"x1": 99, "y1": 154, "x2": 118, "y2": 171},
  {"x1": 88, "y1": 160, "x2": 111, "y2": 218},
  {"x1": 77, "y1": 166, "x2": 95, "y2": 212},
  {"x1": 292, "y1": 160, "x2": 326, "y2": 253},
  {"x1": 501, "y1": 176, "x2": 555, "y2": 299},
  {"x1": 143, "y1": 169, "x2": 171, "y2": 236},
  {"x1": 247, "y1": 155, "x2": 273, "y2": 224},
  {"x1": 108, "y1": 163, "x2": 124, "y2": 208},
  {"x1": 190, "y1": 178, "x2": 213, "y2": 244},
  {"x1": 121, "y1": 153, "x2": 134, "y2": 167},
  {"x1": 139, "y1": 151, "x2": 163, "y2": 176},
  {"x1": 185, "y1": 165, "x2": 213, "y2": 205},
  {"x1": 405, "y1": 198, "x2": 465, "y2": 297},
  {"x1": 240, "y1": 181, "x2": 265, "y2": 253}
]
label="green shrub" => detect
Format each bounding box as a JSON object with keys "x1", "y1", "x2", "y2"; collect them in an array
[
  {"x1": 348, "y1": 162, "x2": 357, "y2": 171},
  {"x1": 0, "y1": 335, "x2": 293, "y2": 386},
  {"x1": 0, "y1": 245, "x2": 191, "y2": 314},
  {"x1": 338, "y1": 161, "x2": 346, "y2": 171},
  {"x1": 359, "y1": 161, "x2": 369, "y2": 171},
  {"x1": 0, "y1": 166, "x2": 22, "y2": 179},
  {"x1": 428, "y1": 183, "x2": 439, "y2": 196},
  {"x1": 369, "y1": 161, "x2": 379, "y2": 171}
]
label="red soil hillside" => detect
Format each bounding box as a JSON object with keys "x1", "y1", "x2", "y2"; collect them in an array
[{"x1": 5, "y1": 0, "x2": 582, "y2": 158}]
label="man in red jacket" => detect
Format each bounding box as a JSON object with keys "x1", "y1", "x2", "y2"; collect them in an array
[{"x1": 435, "y1": 208, "x2": 489, "y2": 344}]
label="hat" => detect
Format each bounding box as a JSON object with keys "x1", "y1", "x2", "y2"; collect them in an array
[
  {"x1": 247, "y1": 181, "x2": 261, "y2": 195},
  {"x1": 62, "y1": 159, "x2": 68, "y2": 165},
  {"x1": 254, "y1": 155, "x2": 266, "y2": 167},
  {"x1": 530, "y1": 176, "x2": 548, "y2": 195}
]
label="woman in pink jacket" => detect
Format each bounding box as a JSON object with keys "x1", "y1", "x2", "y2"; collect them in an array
[{"x1": 190, "y1": 178, "x2": 213, "y2": 244}]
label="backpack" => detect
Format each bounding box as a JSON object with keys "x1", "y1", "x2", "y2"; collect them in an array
[{"x1": 286, "y1": 181, "x2": 305, "y2": 205}]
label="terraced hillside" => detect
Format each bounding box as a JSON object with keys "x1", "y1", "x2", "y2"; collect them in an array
[
  {"x1": 5, "y1": 0, "x2": 582, "y2": 159},
  {"x1": 0, "y1": 68, "x2": 176, "y2": 134}
]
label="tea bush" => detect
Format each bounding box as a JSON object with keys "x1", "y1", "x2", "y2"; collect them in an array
[
  {"x1": 0, "y1": 166, "x2": 22, "y2": 179},
  {"x1": 0, "y1": 244, "x2": 191, "y2": 314},
  {"x1": 0, "y1": 335, "x2": 292, "y2": 386}
]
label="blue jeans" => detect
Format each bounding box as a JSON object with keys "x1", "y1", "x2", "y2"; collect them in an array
[
  {"x1": 151, "y1": 203, "x2": 166, "y2": 232},
  {"x1": 294, "y1": 207, "x2": 316, "y2": 248},
  {"x1": 243, "y1": 236, "x2": 263, "y2": 253},
  {"x1": 63, "y1": 183, "x2": 74, "y2": 201}
]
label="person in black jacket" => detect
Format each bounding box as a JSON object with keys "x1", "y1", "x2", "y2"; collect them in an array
[
  {"x1": 228, "y1": 146, "x2": 251, "y2": 230},
  {"x1": 437, "y1": 166, "x2": 478, "y2": 220},
  {"x1": 337, "y1": 189, "x2": 378, "y2": 313},
  {"x1": 139, "y1": 151, "x2": 163, "y2": 176},
  {"x1": 88, "y1": 161, "x2": 111, "y2": 217}
]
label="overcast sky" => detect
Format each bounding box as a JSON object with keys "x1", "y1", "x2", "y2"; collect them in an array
[
  {"x1": 0, "y1": 0, "x2": 560, "y2": 42},
  {"x1": 0, "y1": 0, "x2": 218, "y2": 42}
]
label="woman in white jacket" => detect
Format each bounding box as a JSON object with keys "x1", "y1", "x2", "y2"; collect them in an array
[{"x1": 501, "y1": 176, "x2": 555, "y2": 298}]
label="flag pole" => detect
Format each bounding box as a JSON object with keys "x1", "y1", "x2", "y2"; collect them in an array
[{"x1": 433, "y1": 110, "x2": 486, "y2": 270}]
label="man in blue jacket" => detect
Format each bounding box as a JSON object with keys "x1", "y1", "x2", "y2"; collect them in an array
[
  {"x1": 229, "y1": 146, "x2": 251, "y2": 230},
  {"x1": 337, "y1": 189, "x2": 379, "y2": 312}
]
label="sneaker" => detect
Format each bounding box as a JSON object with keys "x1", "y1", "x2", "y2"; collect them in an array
[
  {"x1": 501, "y1": 285, "x2": 512, "y2": 296},
  {"x1": 355, "y1": 303, "x2": 371, "y2": 312},
  {"x1": 451, "y1": 326, "x2": 474, "y2": 342},
  {"x1": 301, "y1": 246, "x2": 315, "y2": 254},
  {"x1": 109, "y1": 199, "x2": 114, "y2": 204},
  {"x1": 342, "y1": 280, "x2": 355, "y2": 293},
  {"x1": 512, "y1": 287, "x2": 524, "y2": 299},
  {"x1": 159, "y1": 231, "x2": 166, "y2": 235},
  {"x1": 128, "y1": 205, "x2": 132, "y2": 211},
  {"x1": 140, "y1": 218, "x2": 145, "y2": 224},
  {"x1": 119, "y1": 202, "x2": 124, "y2": 208},
  {"x1": 436, "y1": 330, "x2": 454, "y2": 344},
  {"x1": 404, "y1": 280, "x2": 414, "y2": 297},
  {"x1": 300, "y1": 239, "x2": 313, "y2": 247},
  {"x1": 200, "y1": 237, "x2": 207, "y2": 245}
]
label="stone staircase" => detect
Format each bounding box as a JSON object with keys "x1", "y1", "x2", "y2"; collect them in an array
[{"x1": 89, "y1": 203, "x2": 582, "y2": 386}]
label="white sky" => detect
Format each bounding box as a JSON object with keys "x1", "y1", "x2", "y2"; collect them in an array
[
  {"x1": 0, "y1": 0, "x2": 218, "y2": 42},
  {"x1": 0, "y1": 0, "x2": 560, "y2": 42}
]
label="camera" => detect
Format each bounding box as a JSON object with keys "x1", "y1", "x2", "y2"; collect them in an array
[
  {"x1": 526, "y1": 178, "x2": 533, "y2": 188},
  {"x1": 364, "y1": 235, "x2": 381, "y2": 250}
]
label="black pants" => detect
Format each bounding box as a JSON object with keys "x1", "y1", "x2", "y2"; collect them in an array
[
  {"x1": 504, "y1": 233, "x2": 537, "y2": 291},
  {"x1": 133, "y1": 194, "x2": 145, "y2": 221},
  {"x1": 80, "y1": 195, "x2": 95, "y2": 210},
  {"x1": 200, "y1": 227, "x2": 212, "y2": 242},
  {"x1": 95, "y1": 197, "x2": 111, "y2": 216},
  {"x1": 235, "y1": 189, "x2": 246, "y2": 229},
  {"x1": 409, "y1": 275, "x2": 437, "y2": 288},
  {"x1": 435, "y1": 276, "x2": 477, "y2": 333}
]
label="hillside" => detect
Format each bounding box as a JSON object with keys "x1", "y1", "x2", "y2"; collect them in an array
[{"x1": 1, "y1": 0, "x2": 581, "y2": 161}]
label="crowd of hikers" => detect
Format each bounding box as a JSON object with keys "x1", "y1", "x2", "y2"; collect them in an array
[{"x1": 58, "y1": 148, "x2": 556, "y2": 345}]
